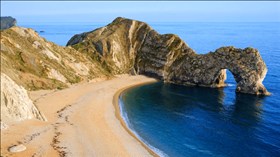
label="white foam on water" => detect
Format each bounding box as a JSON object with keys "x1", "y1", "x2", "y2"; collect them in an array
[
  {"x1": 227, "y1": 83, "x2": 235, "y2": 87},
  {"x1": 118, "y1": 96, "x2": 169, "y2": 157},
  {"x1": 183, "y1": 143, "x2": 214, "y2": 156}
]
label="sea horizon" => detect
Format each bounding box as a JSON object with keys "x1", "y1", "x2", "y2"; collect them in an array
[{"x1": 20, "y1": 21, "x2": 280, "y2": 54}]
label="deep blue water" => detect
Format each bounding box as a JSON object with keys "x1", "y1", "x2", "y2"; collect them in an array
[
  {"x1": 120, "y1": 81, "x2": 280, "y2": 157},
  {"x1": 21, "y1": 22, "x2": 280, "y2": 156}
]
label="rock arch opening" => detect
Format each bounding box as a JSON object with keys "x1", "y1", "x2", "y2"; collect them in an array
[
  {"x1": 225, "y1": 69, "x2": 236, "y2": 86},
  {"x1": 214, "y1": 69, "x2": 237, "y2": 87}
]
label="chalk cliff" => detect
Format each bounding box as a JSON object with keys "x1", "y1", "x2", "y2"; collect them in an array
[
  {"x1": 1, "y1": 73, "x2": 45, "y2": 122},
  {"x1": 67, "y1": 17, "x2": 269, "y2": 95}
]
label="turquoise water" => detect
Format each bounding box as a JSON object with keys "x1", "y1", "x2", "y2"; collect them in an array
[{"x1": 21, "y1": 22, "x2": 280, "y2": 156}]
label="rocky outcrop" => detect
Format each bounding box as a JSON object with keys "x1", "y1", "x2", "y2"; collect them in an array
[
  {"x1": 1, "y1": 26, "x2": 112, "y2": 90},
  {"x1": 8, "y1": 144, "x2": 26, "y2": 153},
  {"x1": 166, "y1": 47, "x2": 268, "y2": 95},
  {"x1": 1, "y1": 73, "x2": 45, "y2": 122},
  {"x1": 0, "y1": 16, "x2": 16, "y2": 30},
  {"x1": 67, "y1": 17, "x2": 152, "y2": 74},
  {"x1": 67, "y1": 17, "x2": 269, "y2": 95}
]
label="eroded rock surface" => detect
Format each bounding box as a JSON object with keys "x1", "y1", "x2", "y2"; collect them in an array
[
  {"x1": 68, "y1": 17, "x2": 269, "y2": 95},
  {"x1": 1, "y1": 73, "x2": 46, "y2": 122},
  {"x1": 166, "y1": 47, "x2": 268, "y2": 95}
]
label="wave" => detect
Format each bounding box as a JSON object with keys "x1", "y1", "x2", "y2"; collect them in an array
[
  {"x1": 183, "y1": 143, "x2": 214, "y2": 156},
  {"x1": 226, "y1": 83, "x2": 235, "y2": 87},
  {"x1": 118, "y1": 96, "x2": 168, "y2": 157},
  {"x1": 173, "y1": 111, "x2": 197, "y2": 120}
]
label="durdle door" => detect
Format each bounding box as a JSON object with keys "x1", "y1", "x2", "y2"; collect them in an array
[{"x1": 67, "y1": 17, "x2": 269, "y2": 95}]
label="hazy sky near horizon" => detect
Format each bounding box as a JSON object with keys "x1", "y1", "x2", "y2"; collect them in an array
[{"x1": 1, "y1": 1, "x2": 280, "y2": 24}]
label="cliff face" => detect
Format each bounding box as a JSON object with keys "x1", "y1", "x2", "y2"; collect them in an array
[
  {"x1": 0, "y1": 25, "x2": 115, "y2": 125},
  {"x1": 1, "y1": 26, "x2": 112, "y2": 91},
  {"x1": 1, "y1": 73, "x2": 45, "y2": 122},
  {"x1": 67, "y1": 17, "x2": 269, "y2": 95},
  {"x1": 0, "y1": 16, "x2": 16, "y2": 30},
  {"x1": 67, "y1": 17, "x2": 153, "y2": 74}
]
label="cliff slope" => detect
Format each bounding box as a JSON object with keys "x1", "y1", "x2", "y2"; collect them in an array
[
  {"x1": 67, "y1": 17, "x2": 269, "y2": 95},
  {"x1": 1, "y1": 26, "x2": 112, "y2": 91}
]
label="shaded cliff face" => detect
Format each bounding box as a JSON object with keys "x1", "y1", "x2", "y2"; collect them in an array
[
  {"x1": 0, "y1": 16, "x2": 16, "y2": 30},
  {"x1": 1, "y1": 26, "x2": 112, "y2": 90},
  {"x1": 67, "y1": 17, "x2": 269, "y2": 95}
]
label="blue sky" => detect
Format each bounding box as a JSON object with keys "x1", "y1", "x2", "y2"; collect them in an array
[{"x1": 1, "y1": 1, "x2": 280, "y2": 24}]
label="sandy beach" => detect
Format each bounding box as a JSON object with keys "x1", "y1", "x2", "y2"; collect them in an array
[{"x1": 1, "y1": 75, "x2": 158, "y2": 157}]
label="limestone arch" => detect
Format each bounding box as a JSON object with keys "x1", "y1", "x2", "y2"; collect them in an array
[
  {"x1": 165, "y1": 47, "x2": 269, "y2": 95},
  {"x1": 208, "y1": 47, "x2": 269, "y2": 95}
]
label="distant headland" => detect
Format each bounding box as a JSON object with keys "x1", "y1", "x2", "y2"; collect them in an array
[{"x1": 0, "y1": 16, "x2": 16, "y2": 30}]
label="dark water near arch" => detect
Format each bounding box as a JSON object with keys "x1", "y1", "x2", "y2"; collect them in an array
[
  {"x1": 21, "y1": 22, "x2": 280, "y2": 156},
  {"x1": 120, "y1": 80, "x2": 280, "y2": 156}
]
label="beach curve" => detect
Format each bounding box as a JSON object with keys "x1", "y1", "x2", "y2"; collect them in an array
[
  {"x1": 113, "y1": 81, "x2": 163, "y2": 157},
  {"x1": 1, "y1": 75, "x2": 158, "y2": 157}
]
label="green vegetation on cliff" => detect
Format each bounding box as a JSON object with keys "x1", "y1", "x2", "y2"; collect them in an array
[{"x1": 1, "y1": 27, "x2": 112, "y2": 90}]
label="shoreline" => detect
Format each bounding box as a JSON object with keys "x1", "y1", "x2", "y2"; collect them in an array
[
  {"x1": 113, "y1": 81, "x2": 160, "y2": 157},
  {"x1": 1, "y1": 75, "x2": 159, "y2": 157}
]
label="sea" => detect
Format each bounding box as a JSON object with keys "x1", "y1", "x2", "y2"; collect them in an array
[{"x1": 21, "y1": 22, "x2": 280, "y2": 157}]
